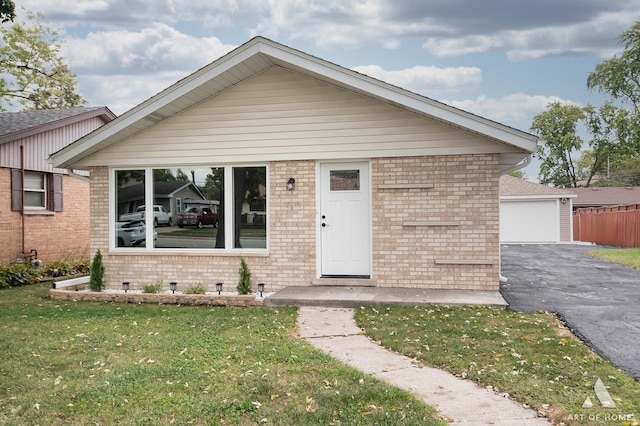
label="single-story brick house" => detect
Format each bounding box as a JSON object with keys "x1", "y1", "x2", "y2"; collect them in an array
[
  {"x1": 50, "y1": 37, "x2": 538, "y2": 293},
  {"x1": 0, "y1": 107, "x2": 115, "y2": 265},
  {"x1": 499, "y1": 175, "x2": 576, "y2": 243}
]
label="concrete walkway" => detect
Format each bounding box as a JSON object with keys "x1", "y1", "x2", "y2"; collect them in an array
[
  {"x1": 265, "y1": 286, "x2": 508, "y2": 308},
  {"x1": 298, "y1": 306, "x2": 550, "y2": 425}
]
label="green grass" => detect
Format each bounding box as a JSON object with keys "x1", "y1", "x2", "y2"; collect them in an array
[
  {"x1": 586, "y1": 248, "x2": 640, "y2": 269},
  {"x1": 0, "y1": 284, "x2": 443, "y2": 425},
  {"x1": 355, "y1": 305, "x2": 640, "y2": 426}
]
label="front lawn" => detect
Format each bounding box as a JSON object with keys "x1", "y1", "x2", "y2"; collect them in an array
[
  {"x1": 0, "y1": 284, "x2": 443, "y2": 425},
  {"x1": 586, "y1": 248, "x2": 640, "y2": 270},
  {"x1": 355, "y1": 305, "x2": 640, "y2": 426}
]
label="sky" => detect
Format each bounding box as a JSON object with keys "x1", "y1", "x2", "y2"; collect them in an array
[{"x1": 12, "y1": 0, "x2": 640, "y2": 179}]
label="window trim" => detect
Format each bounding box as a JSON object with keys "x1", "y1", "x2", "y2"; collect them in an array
[{"x1": 110, "y1": 165, "x2": 269, "y2": 255}]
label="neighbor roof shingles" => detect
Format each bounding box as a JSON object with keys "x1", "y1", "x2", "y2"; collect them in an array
[{"x1": 500, "y1": 175, "x2": 576, "y2": 197}]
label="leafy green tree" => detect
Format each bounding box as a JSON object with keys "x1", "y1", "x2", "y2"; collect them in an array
[
  {"x1": 587, "y1": 21, "x2": 640, "y2": 113},
  {"x1": 1, "y1": 11, "x2": 85, "y2": 111},
  {"x1": 1, "y1": 0, "x2": 15, "y2": 23},
  {"x1": 531, "y1": 102, "x2": 634, "y2": 188},
  {"x1": 597, "y1": 157, "x2": 640, "y2": 186},
  {"x1": 530, "y1": 102, "x2": 584, "y2": 188},
  {"x1": 579, "y1": 102, "x2": 633, "y2": 187},
  {"x1": 507, "y1": 170, "x2": 527, "y2": 179},
  {"x1": 153, "y1": 169, "x2": 177, "y2": 182}
]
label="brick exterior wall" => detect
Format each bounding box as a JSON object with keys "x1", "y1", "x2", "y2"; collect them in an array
[
  {"x1": 88, "y1": 155, "x2": 499, "y2": 292},
  {"x1": 372, "y1": 155, "x2": 500, "y2": 290},
  {"x1": 0, "y1": 168, "x2": 90, "y2": 265}
]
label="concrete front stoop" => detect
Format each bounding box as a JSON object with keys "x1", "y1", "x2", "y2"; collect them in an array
[{"x1": 298, "y1": 307, "x2": 550, "y2": 425}]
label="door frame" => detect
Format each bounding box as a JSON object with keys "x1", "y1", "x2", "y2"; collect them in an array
[{"x1": 316, "y1": 160, "x2": 373, "y2": 278}]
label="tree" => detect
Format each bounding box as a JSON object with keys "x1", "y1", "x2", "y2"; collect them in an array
[
  {"x1": 597, "y1": 157, "x2": 640, "y2": 186},
  {"x1": 1, "y1": 0, "x2": 15, "y2": 23},
  {"x1": 1, "y1": 11, "x2": 85, "y2": 111},
  {"x1": 507, "y1": 170, "x2": 527, "y2": 179},
  {"x1": 530, "y1": 102, "x2": 584, "y2": 187},
  {"x1": 587, "y1": 21, "x2": 640, "y2": 113},
  {"x1": 531, "y1": 102, "x2": 634, "y2": 188},
  {"x1": 579, "y1": 102, "x2": 633, "y2": 187}
]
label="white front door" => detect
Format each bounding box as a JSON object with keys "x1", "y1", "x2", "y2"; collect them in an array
[{"x1": 319, "y1": 162, "x2": 371, "y2": 277}]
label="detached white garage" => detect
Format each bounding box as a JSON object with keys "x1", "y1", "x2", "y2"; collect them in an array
[{"x1": 500, "y1": 175, "x2": 576, "y2": 243}]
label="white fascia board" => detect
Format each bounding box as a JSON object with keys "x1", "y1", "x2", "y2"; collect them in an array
[{"x1": 53, "y1": 41, "x2": 267, "y2": 168}]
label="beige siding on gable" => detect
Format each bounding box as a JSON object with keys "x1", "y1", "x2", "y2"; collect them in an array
[{"x1": 80, "y1": 67, "x2": 522, "y2": 167}]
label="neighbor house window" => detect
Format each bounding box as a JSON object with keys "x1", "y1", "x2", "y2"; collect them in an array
[
  {"x1": 11, "y1": 169, "x2": 63, "y2": 212},
  {"x1": 113, "y1": 166, "x2": 267, "y2": 252},
  {"x1": 24, "y1": 172, "x2": 47, "y2": 208}
]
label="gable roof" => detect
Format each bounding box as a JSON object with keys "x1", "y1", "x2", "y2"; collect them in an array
[
  {"x1": 50, "y1": 37, "x2": 538, "y2": 171},
  {"x1": 572, "y1": 186, "x2": 640, "y2": 207},
  {"x1": 500, "y1": 175, "x2": 576, "y2": 199},
  {"x1": 0, "y1": 107, "x2": 116, "y2": 145}
]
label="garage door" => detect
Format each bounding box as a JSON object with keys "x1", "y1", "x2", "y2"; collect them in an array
[{"x1": 500, "y1": 200, "x2": 559, "y2": 243}]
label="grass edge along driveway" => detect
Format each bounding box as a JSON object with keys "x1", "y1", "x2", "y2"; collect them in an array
[{"x1": 355, "y1": 305, "x2": 640, "y2": 426}]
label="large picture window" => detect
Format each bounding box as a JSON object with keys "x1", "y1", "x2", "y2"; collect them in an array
[{"x1": 113, "y1": 166, "x2": 267, "y2": 251}]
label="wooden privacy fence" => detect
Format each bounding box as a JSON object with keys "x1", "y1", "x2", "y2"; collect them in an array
[{"x1": 573, "y1": 204, "x2": 640, "y2": 248}]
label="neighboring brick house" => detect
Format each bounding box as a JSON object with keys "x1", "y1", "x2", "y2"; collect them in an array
[
  {"x1": 50, "y1": 37, "x2": 538, "y2": 293},
  {"x1": 0, "y1": 107, "x2": 116, "y2": 265}
]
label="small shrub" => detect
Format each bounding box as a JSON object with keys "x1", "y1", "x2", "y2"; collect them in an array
[
  {"x1": 142, "y1": 282, "x2": 163, "y2": 293},
  {"x1": 89, "y1": 250, "x2": 105, "y2": 292},
  {"x1": 184, "y1": 283, "x2": 206, "y2": 295},
  {"x1": 237, "y1": 258, "x2": 252, "y2": 295},
  {"x1": 0, "y1": 263, "x2": 42, "y2": 289},
  {"x1": 43, "y1": 259, "x2": 90, "y2": 278}
]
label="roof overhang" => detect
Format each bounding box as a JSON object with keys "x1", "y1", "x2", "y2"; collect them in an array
[{"x1": 51, "y1": 37, "x2": 538, "y2": 169}]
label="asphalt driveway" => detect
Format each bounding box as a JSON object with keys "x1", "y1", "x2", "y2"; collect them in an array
[{"x1": 500, "y1": 244, "x2": 640, "y2": 381}]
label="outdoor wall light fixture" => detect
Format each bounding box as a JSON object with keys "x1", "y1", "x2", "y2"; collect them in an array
[
  {"x1": 287, "y1": 178, "x2": 295, "y2": 190},
  {"x1": 122, "y1": 282, "x2": 130, "y2": 293},
  {"x1": 257, "y1": 283, "x2": 265, "y2": 297},
  {"x1": 215, "y1": 282, "x2": 223, "y2": 295},
  {"x1": 170, "y1": 281, "x2": 177, "y2": 294},
  {"x1": 561, "y1": 198, "x2": 568, "y2": 204}
]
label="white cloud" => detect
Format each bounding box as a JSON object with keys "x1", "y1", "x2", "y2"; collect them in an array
[
  {"x1": 58, "y1": 24, "x2": 236, "y2": 114},
  {"x1": 445, "y1": 93, "x2": 573, "y2": 125},
  {"x1": 351, "y1": 64, "x2": 482, "y2": 93},
  {"x1": 63, "y1": 23, "x2": 235, "y2": 74},
  {"x1": 423, "y1": 10, "x2": 640, "y2": 60}
]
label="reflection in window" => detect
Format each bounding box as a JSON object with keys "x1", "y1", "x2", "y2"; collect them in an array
[
  {"x1": 154, "y1": 167, "x2": 224, "y2": 249},
  {"x1": 233, "y1": 167, "x2": 267, "y2": 249},
  {"x1": 115, "y1": 170, "x2": 145, "y2": 248},
  {"x1": 114, "y1": 166, "x2": 266, "y2": 251},
  {"x1": 330, "y1": 170, "x2": 360, "y2": 191}
]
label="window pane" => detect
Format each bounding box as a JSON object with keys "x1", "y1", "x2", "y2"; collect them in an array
[
  {"x1": 24, "y1": 173, "x2": 45, "y2": 190},
  {"x1": 233, "y1": 167, "x2": 267, "y2": 249},
  {"x1": 156, "y1": 167, "x2": 225, "y2": 249},
  {"x1": 115, "y1": 170, "x2": 146, "y2": 248},
  {"x1": 330, "y1": 170, "x2": 360, "y2": 191},
  {"x1": 24, "y1": 191, "x2": 45, "y2": 208},
  {"x1": 24, "y1": 172, "x2": 46, "y2": 208}
]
